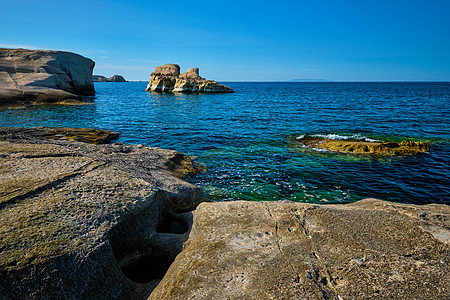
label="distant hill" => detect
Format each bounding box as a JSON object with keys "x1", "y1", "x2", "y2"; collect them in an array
[{"x1": 288, "y1": 79, "x2": 331, "y2": 82}]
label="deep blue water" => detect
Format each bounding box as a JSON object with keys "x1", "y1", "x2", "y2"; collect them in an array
[{"x1": 1, "y1": 82, "x2": 449, "y2": 205}]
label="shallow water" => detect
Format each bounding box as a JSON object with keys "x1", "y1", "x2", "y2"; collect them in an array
[{"x1": 1, "y1": 82, "x2": 449, "y2": 204}]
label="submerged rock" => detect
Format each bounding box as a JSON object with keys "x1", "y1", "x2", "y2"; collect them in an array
[
  {"x1": 1, "y1": 126, "x2": 120, "y2": 144},
  {"x1": 295, "y1": 136, "x2": 430, "y2": 155},
  {"x1": 0, "y1": 127, "x2": 204, "y2": 299},
  {"x1": 150, "y1": 199, "x2": 450, "y2": 299},
  {"x1": 0, "y1": 48, "x2": 95, "y2": 106},
  {"x1": 145, "y1": 64, "x2": 234, "y2": 93}
]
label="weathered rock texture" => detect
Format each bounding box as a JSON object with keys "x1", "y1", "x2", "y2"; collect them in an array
[
  {"x1": 295, "y1": 136, "x2": 430, "y2": 156},
  {"x1": 0, "y1": 127, "x2": 204, "y2": 299},
  {"x1": 3, "y1": 126, "x2": 120, "y2": 144},
  {"x1": 145, "y1": 64, "x2": 234, "y2": 93},
  {"x1": 151, "y1": 199, "x2": 450, "y2": 299},
  {"x1": 0, "y1": 48, "x2": 95, "y2": 106},
  {"x1": 93, "y1": 74, "x2": 127, "y2": 82}
]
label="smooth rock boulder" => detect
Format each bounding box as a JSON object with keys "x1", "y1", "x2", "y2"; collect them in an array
[
  {"x1": 150, "y1": 199, "x2": 450, "y2": 299},
  {"x1": 145, "y1": 64, "x2": 234, "y2": 93},
  {"x1": 295, "y1": 136, "x2": 431, "y2": 156},
  {"x1": 0, "y1": 48, "x2": 95, "y2": 106},
  {"x1": 0, "y1": 127, "x2": 204, "y2": 299}
]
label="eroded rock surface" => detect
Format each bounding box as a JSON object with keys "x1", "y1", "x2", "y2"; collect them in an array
[
  {"x1": 0, "y1": 48, "x2": 95, "y2": 106},
  {"x1": 0, "y1": 127, "x2": 204, "y2": 299},
  {"x1": 145, "y1": 64, "x2": 234, "y2": 93},
  {"x1": 295, "y1": 136, "x2": 430, "y2": 156},
  {"x1": 151, "y1": 199, "x2": 450, "y2": 299}
]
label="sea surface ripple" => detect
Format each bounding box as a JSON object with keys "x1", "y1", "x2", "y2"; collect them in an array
[{"x1": 1, "y1": 82, "x2": 449, "y2": 204}]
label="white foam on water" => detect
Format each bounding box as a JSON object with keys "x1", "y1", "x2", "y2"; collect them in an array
[
  {"x1": 308, "y1": 133, "x2": 382, "y2": 142},
  {"x1": 311, "y1": 147, "x2": 332, "y2": 152}
]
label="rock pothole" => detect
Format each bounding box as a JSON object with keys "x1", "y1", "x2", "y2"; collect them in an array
[
  {"x1": 121, "y1": 251, "x2": 174, "y2": 284},
  {"x1": 156, "y1": 213, "x2": 189, "y2": 234},
  {"x1": 108, "y1": 197, "x2": 194, "y2": 291}
]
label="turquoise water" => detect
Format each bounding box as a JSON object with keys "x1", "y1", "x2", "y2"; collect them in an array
[{"x1": 1, "y1": 82, "x2": 449, "y2": 204}]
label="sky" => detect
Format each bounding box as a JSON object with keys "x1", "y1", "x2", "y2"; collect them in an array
[{"x1": 1, "y1": 0, "x2": 449, "y2": 81}]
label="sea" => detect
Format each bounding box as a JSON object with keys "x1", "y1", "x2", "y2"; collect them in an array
[{"x1": 1, "y1": 82, "x2": 449, "y2": 205}]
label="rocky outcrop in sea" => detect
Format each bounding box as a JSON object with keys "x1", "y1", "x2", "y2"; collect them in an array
[
  {"x1": 145, "y1": 64, "x2": 234, "y2": 93},
  {"x1": 0, "y1": 48, "x2": 95, "y2": 106},
  {"x1": 93, "y1": 74, "x2": 127, "y2": 82},
  {"x1": 294, "y1": 135, "x2": 431, "y2": 156}
]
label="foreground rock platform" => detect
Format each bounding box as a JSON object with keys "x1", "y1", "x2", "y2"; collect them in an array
[
  {"x1": 151, "y1": 199, "x2": 450, "y2": 299},
  {"x1": 295, "y1": 136, "x2": 430, "y2": 156},
  {"x1": 1, "y1": 127, "x2": 448, "y2": 299},
  {"x1": 0, "y1": 48, "x2": 95, "y2": 107},
  {"x1": 145, "y1": 64, "x2": 234, "y2": 93},
  {"x1": 0, "y1": 127, "x2": 204, "y2": 299}
]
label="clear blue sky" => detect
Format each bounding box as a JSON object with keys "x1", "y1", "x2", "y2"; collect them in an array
[{"x1": 1, "y1": 0, "x2": 449, "y2": 81}]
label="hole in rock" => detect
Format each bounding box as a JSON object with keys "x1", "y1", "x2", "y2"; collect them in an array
[
  {"x1": 121, "y1": 252, "x2": 173, "y2": 284},
  {"x1": 156, "y1": 215, "x2": 188, "y2": 234}
]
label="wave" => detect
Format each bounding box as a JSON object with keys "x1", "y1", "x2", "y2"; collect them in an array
[{"x1": 297, "y1": 133, "x2": 382, "y2": 143}]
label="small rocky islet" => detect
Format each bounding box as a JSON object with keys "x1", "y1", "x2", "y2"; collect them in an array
[
  {"x1": 145, "y1": 63, "x2": 234, "y2": 93},
  {"x1": 93, "y1": 74, "x2": 127, "y2": 82},
  {"x1": 0, "y1": 48, "x2": 448, "y2": 299}
]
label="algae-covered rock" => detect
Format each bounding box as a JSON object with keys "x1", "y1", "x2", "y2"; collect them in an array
[
  {"x1": 150, "y1": 199, "x2": 450, "y2": 299},
  {"x1": 0, "y1": 127, "x2": 204, "y2": 299},
  {"x1": 0, "y1": 126, "x2": 120, "y2": 144},
  {"x1": 295, "y1": 136, "x2": 430, "y2": 156}
]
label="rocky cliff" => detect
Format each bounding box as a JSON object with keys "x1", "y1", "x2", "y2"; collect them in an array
[
  {"x1": 0, "y1": 48, "x2": 95, "y2": 106},
  {"x1": 0, "y1": 127, "x2": 204, "y2": 299},
  {"x1": 151, "y1": 199, "x2": 450, "y2": 299},
  {"x1": 145, "y1": 64, "x2": 234, "y2": 93}
]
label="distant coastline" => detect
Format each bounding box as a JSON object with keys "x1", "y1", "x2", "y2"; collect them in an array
[{"x1": 288, "y1": 78, "x2": 332, "y2": 82}]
